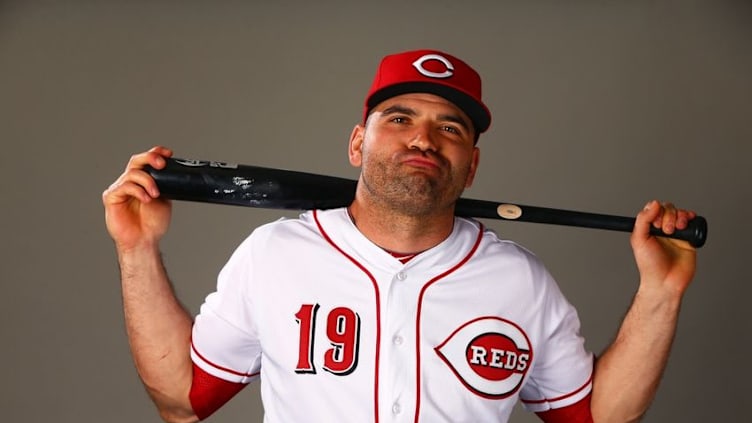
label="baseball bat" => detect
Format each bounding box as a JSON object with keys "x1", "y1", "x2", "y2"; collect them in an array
[{"x1": 145, "y1": 158, "x2": 708, "y2": 248}]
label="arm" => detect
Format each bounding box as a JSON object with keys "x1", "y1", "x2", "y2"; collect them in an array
[
  {"x1": 591, "y1": 200, "x2": 697, "y2": 423},
  {"x1": 103, "y1": 146, "x2": 198, "y2": 423}
]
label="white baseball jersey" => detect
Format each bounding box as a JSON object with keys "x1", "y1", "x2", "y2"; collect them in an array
[{"x1": 191, "y1": 208, "x2": 593, "y2": 422}]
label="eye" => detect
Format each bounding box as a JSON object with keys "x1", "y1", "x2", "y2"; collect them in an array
[
  {"x1": 390, "y1": 116, "x2": 408, "y2": 124},
  {"x1": 440, "y1": 125, "x2": 464, "y2": 136}
]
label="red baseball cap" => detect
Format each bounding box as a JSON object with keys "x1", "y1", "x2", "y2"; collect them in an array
[{"x1": 363, "y1": 49, "x2": 492, "y2": 134}]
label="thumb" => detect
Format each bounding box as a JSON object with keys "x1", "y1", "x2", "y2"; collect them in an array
[{"x1": 631, "y1": 200, "x2": 661, "y2": 247}]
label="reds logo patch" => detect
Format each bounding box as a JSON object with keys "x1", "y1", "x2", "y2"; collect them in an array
[
  {"x1": 412, "y1": 53, "x2": 454, "y2": 79},
  {"x1": 435, "y1": 317, "x2": 532, "y2": 399}
]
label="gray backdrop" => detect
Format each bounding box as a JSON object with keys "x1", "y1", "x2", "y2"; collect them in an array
[{"x1": 2, "y1": 1, "x2": 749, "y2": 422}]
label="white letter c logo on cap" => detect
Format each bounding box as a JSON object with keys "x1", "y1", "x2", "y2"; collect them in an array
[{"x1": 412, "y1": 54, "x2": 454, "y2": 79}]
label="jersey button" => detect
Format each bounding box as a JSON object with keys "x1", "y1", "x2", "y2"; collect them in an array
[
  {"x1": 392, "y1": 335, "x2": 404, "y2": 345},
  {"x1": 396, "y1": 271, "x2": 407, "y2": 281},
  {"x1": 392, "y1": 402, "x2": 402, "y2": 414}
]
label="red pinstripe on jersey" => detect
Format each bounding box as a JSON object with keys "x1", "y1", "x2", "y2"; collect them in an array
[
  {"x1": 313, "y1": 209, "x2": 383, "y2": 423},
  {"x1": 191, "y1": 341, "x2": 259, "y2": 378},
  {"x1": 522, "y1": 372, "x2": 593, "y2": 407},
  {"x1": 535, "y1": 392, "x2": 593, "y2": 423},
  {"x1": 413, "y1": 224, "x2": 484, "y2": 422}
]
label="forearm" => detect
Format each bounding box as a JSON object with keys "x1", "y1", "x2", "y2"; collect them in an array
[
  {"x1": 591, "y1": 284, "x2": 683, "y2": 423},
  {"x1": 119, "y1": 244, "x2": 197, "y2": 423}
]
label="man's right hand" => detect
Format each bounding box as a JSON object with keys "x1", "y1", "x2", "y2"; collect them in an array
[
  {"x1": 102, "y1": 146, "x2": 174, "y2": 252},
  {"x1": 103, "y1": 146, "x2": 200, "y2": 423}
]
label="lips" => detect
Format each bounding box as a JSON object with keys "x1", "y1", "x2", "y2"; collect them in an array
[{"x1": 400, "y1": 152, "x2": 445, "y2": 172}]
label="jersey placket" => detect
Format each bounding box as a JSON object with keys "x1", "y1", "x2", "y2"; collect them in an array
[{"x1": 379, "y1": 261, "x2": 423, "y2": 423}]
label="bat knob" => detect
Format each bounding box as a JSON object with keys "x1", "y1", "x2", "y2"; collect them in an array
[{"x1": 686, "y1": 215, "x2": 708, "y2": 248}]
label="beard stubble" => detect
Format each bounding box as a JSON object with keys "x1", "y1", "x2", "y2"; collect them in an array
[{"x1": 360, "y1": 148, "x2": 470, "y2": 217}]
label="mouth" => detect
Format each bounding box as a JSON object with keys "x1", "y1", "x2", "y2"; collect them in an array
[
  {"x1": 404, "y1": 158, "x2": 440, "y2": 171},
  {"x1": 400, "y1": 153, "x2": 444, "y2": 172}
]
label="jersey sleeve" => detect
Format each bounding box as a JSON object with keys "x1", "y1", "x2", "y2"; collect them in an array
[
  {"x1": 519, "y1": 257, "x2": 595, "y2": 413},
  {"x1": 191, "y1": 232, "x2": 263, "y2": 384},
  {"x1": 189, "y1": 363, "x2": 248, "y2": 420},
  {"x1": 535, "y1": 393, "x2": 593, "y2": 423}
]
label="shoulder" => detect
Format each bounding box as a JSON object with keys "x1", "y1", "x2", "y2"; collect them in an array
[
  {"x1": 249, "y1": 210, "x2": 316, "y2": 238},
  {"x1": 457, "y1": 218, "x2": 545, "y2": 266},
  {"x1": 234, "y1": 208, "x2": 350, "y2": 253},
  {"x1": 456, "y1": 218, "x2": 557, "y2": 290}
]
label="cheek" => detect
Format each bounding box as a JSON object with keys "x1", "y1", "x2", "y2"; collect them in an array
[
  {"x1": 360, "y1": 143, "x2": 385, "y2": 170},
  {"x1": 451, "y1": 149, "x2": 478, "y2": 186},
  {"x1": 361, "y1": 132, "x2": 398, "y2": 164},
  {"x1": 467, "y1": 157, "x2": 480, "y2": 184}
]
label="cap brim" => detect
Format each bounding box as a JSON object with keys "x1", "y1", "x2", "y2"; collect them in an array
[{"x1": 366, "y1": 82, "x2": 491, "y2": 134}]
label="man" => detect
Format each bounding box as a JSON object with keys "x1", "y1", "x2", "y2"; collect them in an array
[{"x1": 103, "y1": 49, "x2": 697, "y2": 422}]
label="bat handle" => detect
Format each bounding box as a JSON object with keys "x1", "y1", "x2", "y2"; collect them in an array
[
  {"x1": 649, "y1": 215, "x2": 707, "y2": 248},
  {"x1": 455, "y1": 199, "x2": 708, "y2": 248}
]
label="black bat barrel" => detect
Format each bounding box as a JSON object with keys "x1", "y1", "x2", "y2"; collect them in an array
[
  {"x1": 146, "y1": 158, "x2": 357, "y2": 211},
  {"x1": 147, "y1": 158, "x2": 707, "y2": 248}
]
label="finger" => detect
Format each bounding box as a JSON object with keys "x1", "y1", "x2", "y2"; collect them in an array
[
  {"x1": 632, "y1": 200, "x2": 660, "y2": 244},
  {"x1": 675, "y1": 209, "x2": 696, "y2": 230},
  {"x1": 659, "y1": 202, "x2": 678, "y2": 235},
  {"x1": 125, "y1": 146, "x2": 174, "y2": 172},
  {"x1": 105, "y1": 168, "x2": 163, "y2": 203},
  {"x1": 148, "y1": 145, "x2": 174, "y2": 160},
  {"x1": 125, "y1": 168, "x2": 163, "y2": 197},
  {"x1": 103, "y1": 179, "x2": 154, "y2": 206},
  {"x1": 148, "y1": 145, "x2": 173, "y2": 155}
]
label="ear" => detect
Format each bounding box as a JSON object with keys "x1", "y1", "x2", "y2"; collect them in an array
[
  {"x1": 464, "y1": 147, "x2": 480, "y2": 188},
  {"x1": 348, "y1": 124, "x2": 365, "y2": 167}
]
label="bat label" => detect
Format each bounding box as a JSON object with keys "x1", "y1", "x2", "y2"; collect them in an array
[
  {"x1": 497, "y1": 204, "x2": 523, "y2": 220},
  {"x1": 173, "y1": 158, "x2": 239, "y2": 169}
]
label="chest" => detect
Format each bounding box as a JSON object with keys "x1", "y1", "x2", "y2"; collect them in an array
[{"x1": 252, "y1": 250, "x2": 545, "y2": 391}]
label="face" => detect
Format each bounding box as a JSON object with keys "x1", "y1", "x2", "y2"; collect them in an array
[{"x1": 349, "y1": 93, "x2": 480, "y2": 216}]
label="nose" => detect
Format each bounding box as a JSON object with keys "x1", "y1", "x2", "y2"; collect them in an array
[{"x1": 408, "y1": 123, "x2": 437, "y2": 152}]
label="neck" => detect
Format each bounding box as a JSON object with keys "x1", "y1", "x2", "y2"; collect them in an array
[{"x1": 347, "y1": 195, "x2": 456, "y2": 254}]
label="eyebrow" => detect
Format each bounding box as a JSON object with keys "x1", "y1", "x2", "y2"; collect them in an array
[
  {"x1": 381, "y1": 104, "x2": 472, "y2": 133},
  {"x1": 382, "y1": 104, "x2": 417, "y2": 117}
]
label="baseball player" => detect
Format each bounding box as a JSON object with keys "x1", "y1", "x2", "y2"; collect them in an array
[{"x1": 103, "y1": 49, "x2": 697, "y2": 422}]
